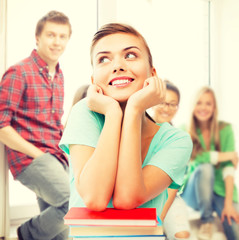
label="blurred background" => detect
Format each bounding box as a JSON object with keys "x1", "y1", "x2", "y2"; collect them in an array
[{"x1": 0, "y1": 0, "x2": 239, "y2": 238}]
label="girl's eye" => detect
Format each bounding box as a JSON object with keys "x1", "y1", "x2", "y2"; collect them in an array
[
  {"x1": 99, "y1": 56, "x2": 110, "y2": 63},
  {"x1": 126, "y1": 53, "x2": 137, "y2": 59}
]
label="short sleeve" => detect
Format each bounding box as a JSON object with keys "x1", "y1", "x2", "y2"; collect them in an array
[
  {"x1": 144, "y1": 123, "x2": 193, "y2": 187},
  {"x1": 59, "y1": 99, "x2": 104, "y2": 155}
]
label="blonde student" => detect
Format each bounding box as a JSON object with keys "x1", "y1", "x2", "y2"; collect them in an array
[
  {"x1": 59, "y1": 23, "x2": 192, "y2": 219},
  {"x1": 181, "y1": 86, "x2": 239, "y2": 240},
  {"x1": 152, "y1": 80, "x2": 192, "y2": 240}
]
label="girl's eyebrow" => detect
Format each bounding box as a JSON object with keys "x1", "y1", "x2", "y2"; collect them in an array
[
  {"x1": 96, "y1": 51, "x2": 110, "y2": 57},
  {"x1": 123, "y1": 46, "x2": 141, "y2": 52},
  {"x1": 95, "y1": 46, "x2": 141, "y2": 57}
]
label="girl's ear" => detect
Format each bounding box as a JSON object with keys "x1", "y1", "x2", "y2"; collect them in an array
[
  {"x1": 151, "y1": 67, "x2": 157, "y2": 76},
  {"x1": 91, "y1": 76, "x2": 94, "y2": 84}
]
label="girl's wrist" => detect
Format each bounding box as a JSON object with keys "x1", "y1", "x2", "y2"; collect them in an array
[
  {"x1": 105, "y1": 105, "x2": 123, "y2": 120},
  {"x1": 126, "y1": 99, "x2": 145, "y2": 117},
  {"x1": 125, "y1": 104, "x2": 144, "y2": 121},
  {"x1": 224, "y1": 199, "x2": 233, "y2": 208}
]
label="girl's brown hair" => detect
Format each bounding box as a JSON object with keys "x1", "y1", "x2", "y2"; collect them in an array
[
  {"x1": 189, "y1": 86, "x2": 220, "y2": 159},
  {"x1": 90, "y1": 23, "x2": 153, "y2": 68}
]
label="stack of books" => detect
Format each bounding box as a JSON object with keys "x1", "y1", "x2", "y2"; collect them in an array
[{"x1": 64, "y1": 207, "x2": 165, "y2": 239}]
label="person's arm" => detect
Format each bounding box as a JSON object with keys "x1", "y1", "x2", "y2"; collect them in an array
[
  {"x1": 217, "y1": 152, "x2": 238, "y2": 167},
  {"x1": 113, "y1": 76, "x2": 171, "y2": 209},
  {"x1": 221, "y1": 175, "x2": 239, "y2": 224},
  {"x1": 192, "y1": 151, "x2": 237, "y2": 167},
  {"x1": 69, "y1": 85, "x2": 123, "y2": 211},
  {"x1": 160, "y1": 188, "x2": 178, "y2": 221},
  {"x1": 0, "y1": 126, "x2": 44, "y2": 159},
  {"x1": 0, "y1": 67, "x2": 45, "y2": 158}
]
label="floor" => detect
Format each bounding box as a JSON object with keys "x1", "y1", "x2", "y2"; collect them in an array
[
  {"x1": 8, "y1": 220, "x2": 73, "y2": 240},
  {"x1": 187, "y1": 208, "x2": 227, "y2": 240}
]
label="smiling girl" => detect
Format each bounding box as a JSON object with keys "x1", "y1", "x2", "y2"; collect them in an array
[
  {"x1": 181, "y1": 86, "x2": 239, "y2": 240},
  {"x1": 60, "y1": 23, "x2": 192, "y2": 219}
]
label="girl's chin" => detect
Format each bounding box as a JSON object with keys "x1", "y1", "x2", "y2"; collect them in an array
[
  {"x1": 197, "y1": 117, "x2": 211, "y2": 123},
  {"x1": 109, "y1": 94, "x2": 131, "y2": 103}
]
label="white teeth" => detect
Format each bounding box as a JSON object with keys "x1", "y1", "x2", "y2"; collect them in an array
[{"x1": 112, "y1": 79, "x2": 130, "y2": 86}]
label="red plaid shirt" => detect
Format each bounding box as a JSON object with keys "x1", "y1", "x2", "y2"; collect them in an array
[{"x1": 0, "y1": 50, "x2": 68, "y2": 178}]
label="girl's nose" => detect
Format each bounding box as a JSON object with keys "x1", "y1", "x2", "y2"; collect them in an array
[
  {"x1": 113, "y1": 67, "x2": 125, "y2": 73},
  {"x1": 113, "y1": 58, "x2": 126, "y2": 73}
]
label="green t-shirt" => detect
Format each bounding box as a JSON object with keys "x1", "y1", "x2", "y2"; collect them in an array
[
  {"x1": 181, "y1": 122, "x2": 238, "y2": 202},
  {"x1": 60, "y1": 99, "x2": 193, "y2": 216}
]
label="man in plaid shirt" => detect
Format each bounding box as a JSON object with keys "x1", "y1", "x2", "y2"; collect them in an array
[{"x1": 0, "y1": 11, "x2": 71, "y2": 240}]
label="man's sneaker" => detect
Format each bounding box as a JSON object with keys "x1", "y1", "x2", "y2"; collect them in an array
[{"x1": 198, "y1": 222, "x2": 213, "y2": 240}]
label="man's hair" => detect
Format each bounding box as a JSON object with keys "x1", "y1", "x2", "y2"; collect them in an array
[
  {"x1": 35, "y1": 10, "x2": 72, "y2": 37},
  {"x1": 90, "y1": 23, "x2": 153, "y2": 67}
]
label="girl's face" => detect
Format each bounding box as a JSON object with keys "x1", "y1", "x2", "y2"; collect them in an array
[
  {"x1": 91, "y1": 33, "x2": 155, "y2": 102},
  {"x1": 152, "y1": 90, "x2": 179, "y2": 123},
  {"x1": 194, "y1": 92, "x2": 215, "y2": 123}
]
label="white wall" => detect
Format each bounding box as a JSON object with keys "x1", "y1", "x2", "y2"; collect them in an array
[
  {"x1": 211, "y1": 0, "x2": 239, "y2": 150},
  {"x1": 0, "y1": 0, "x2": 9, "y2": 237},
  {"x1": 210, "y1": 0, "x2": 239, "y2": 185}
]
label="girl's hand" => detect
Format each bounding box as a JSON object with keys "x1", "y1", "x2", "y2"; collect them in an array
[
  {"x1": 231, "y1": 152, "x2": 239, "y2": 168},
  {"x1": 221, "y1": 204, "x2": 239, "y2": 225},
  {"x1": 87, "y1": 84, "x2": 121, "y2": 115},
  {"x1": 127, "y1": 76, "x2": 166, "y2": 114},
  {"x1": 218, "y1": 152, "x2": 239, "y2": 167}
]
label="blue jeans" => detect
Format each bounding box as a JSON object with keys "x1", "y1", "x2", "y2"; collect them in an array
[
  {"x1": 181, "y1": 163, "x2": 239, "y2": 240},
  {"x1": 16, "y1": 153, "x2": 70, "y2": 240}
]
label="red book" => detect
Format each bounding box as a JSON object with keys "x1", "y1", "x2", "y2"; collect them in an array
[{"x1": 64, "y1": 207, "x2": 158, "y2": 227}]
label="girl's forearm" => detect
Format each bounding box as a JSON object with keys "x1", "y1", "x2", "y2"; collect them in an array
[
  {"x1": 218, "y1": 152, "x2": 236, "y2": 163},
  {"x1": 113, "y1": 107, "x2": 146, "y2": 209},
  {"x1": 224, "y1": 175, "x2": 234, "y2": 207},
  {"x1": 76, "y1": 109, "x2": 123, "y2": 211}
]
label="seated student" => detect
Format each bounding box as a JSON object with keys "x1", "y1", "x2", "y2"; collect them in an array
[
  {"x1": 152, "y1": 80, "x2": 191, "y2": 240},
  {"x1": 0, "y1": 11, "x2": 71, "y2": 240},
  {"x1": 181, "y1": 86, "x2": 239, "y2": 240},
  {"x1": 59, "y1": 23, "x2": 192, "y2": 220}
]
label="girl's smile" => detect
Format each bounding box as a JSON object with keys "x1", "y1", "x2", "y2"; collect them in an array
[{"x1": 109, "y1": 76, "x2": 134, "y2": 87}]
